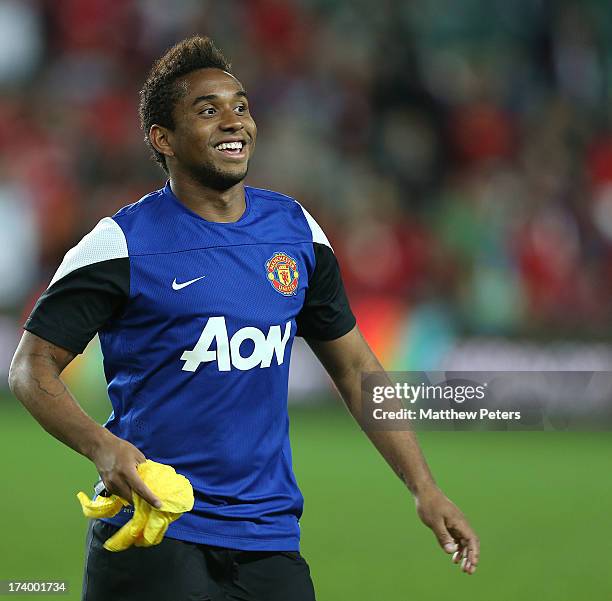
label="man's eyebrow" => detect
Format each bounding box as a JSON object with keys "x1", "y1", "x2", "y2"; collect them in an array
[{"x1": 192, "y1": 90, "x2": 248, "y2": 106}]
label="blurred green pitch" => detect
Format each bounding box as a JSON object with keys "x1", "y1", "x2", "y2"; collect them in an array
[{"x1": 1, "y1": 397, "x2": 611, "y2": 601}]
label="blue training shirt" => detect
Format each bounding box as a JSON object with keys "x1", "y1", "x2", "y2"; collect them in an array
[{"x1": 25, "y1": 181, "x2": 355, "y2": 551}]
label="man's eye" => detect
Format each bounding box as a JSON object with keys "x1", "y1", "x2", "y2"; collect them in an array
[
  {"x1": 235, "y1": 105, "x2": 247, "y2": 114},
  {"x1": 200, "y1": 108, "x2": 216, "y2": 116}
]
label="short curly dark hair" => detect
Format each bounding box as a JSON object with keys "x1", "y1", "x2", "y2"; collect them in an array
[{"x1": 139, "y1": 36, "x2": 232, "y2": 172}]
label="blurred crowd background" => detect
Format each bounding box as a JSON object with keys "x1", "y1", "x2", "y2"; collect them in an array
[
  {"x1": 2, "y1": 0, "x2": 612, "y2": 381},
  {"x1": 3, "y1": 7, "x2": 611, "y2": 599}
]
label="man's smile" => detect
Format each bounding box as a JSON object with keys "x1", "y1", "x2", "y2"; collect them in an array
[{"x1": 214, "y1": 138, "x2": 248, "y2": 159}]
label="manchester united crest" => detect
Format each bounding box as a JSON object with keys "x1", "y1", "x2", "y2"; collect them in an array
[{"x1": 265, "y1": 252, "x2": 299, "y2": 296}]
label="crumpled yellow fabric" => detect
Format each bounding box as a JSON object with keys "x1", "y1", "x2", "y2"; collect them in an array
[{"x1": 77, "y1": 460, "x2": 194, "y2": 552}]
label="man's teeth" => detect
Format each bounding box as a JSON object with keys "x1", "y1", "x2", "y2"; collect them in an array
[{"x1": 216, "y1": 141, "x2": 243, "y2": 151}]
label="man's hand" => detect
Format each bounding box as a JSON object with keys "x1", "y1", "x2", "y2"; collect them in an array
[
  {"x1": 9, "y1": 332, "x2": 162, "y2": 510},
  {"x1": 90, "y1": 431, "x2": 162, "y2": 509},
  {"x1": 415, "y1": 485, "x2": 479, "y2": 575},
  {"x1": 307, "y1": 328, "x2": 481, "y2": 574}
]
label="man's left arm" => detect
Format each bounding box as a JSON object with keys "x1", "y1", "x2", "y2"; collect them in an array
[{"x1": 306, "y1": 325, "x2": 480, "y2": 575}]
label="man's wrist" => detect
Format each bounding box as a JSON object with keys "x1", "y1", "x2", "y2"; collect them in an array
[
  {"x1": 407, "y1": 477, "x2": 439, "y2": 498},
  {"x1": 83, "y1": 425, "x2": 114, "y2": 462}
]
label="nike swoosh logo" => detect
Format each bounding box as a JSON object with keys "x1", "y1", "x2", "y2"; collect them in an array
[{"x1": 172, "y1": 276, "x2": 206, "y2": 291}]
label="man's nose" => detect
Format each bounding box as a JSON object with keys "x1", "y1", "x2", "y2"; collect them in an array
[{"x1": 219, "y1": 109, "x2": 244, "y2": 131}]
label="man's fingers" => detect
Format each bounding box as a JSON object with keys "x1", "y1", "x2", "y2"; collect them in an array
[
  {"x1": 466, "y1": 534, "x2": 480, "y2": 573},
  {"x1": 418, "y1": 493, "x2": 479, "y2": 575},
  {"x1": 133, "y1": 449, "x2": 147, "y2": 464},
  {"x1": 431, "y1": 520, "x2": 458, "y2": 554},
  {"x1": 447, "y1": 519, "x2": 479, "y2": 574},
  {"x1": 126, "y1": 468, "x2": 162, "y2": 509},
  {"x1": 103, "y1": 478, "x2": 132, "y2": 504},
  {"x1": 453, "y1": 534, "x2": 478, "y2": 574},
  {"x1": 452, "y1": 547, "x2": 465, "y2": 564}
]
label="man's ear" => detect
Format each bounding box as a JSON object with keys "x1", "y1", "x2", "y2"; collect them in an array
[{"x1": 149, "y1": 124, "x2": 175, "y2": 160}]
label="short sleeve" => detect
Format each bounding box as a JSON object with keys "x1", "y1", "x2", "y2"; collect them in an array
[
  {"x1": 24, "y1": 217, "x2": 130, "y2": 354},
  {"x1": 296, "y1": 242, "x2": 356, "y2": 340},
  {"x1": 294, "y1": 201, "x2": 356, "y2": 341}
]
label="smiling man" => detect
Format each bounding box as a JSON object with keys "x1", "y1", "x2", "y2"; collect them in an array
[{"x1": 8, "y1": 37, "x2": 479, "y2": 601}]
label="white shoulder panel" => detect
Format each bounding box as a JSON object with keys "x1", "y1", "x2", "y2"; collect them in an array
[
  {"x1": 49, "y1": 217, "x2": 128, "y2": 287},
  {"x1": 296, "y1": 202, "x2": 333, "y2": 251}
]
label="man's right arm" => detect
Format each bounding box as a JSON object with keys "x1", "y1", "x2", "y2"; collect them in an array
[{"x1": 8, "y1": 331, "x2": 161, "y2": 508}]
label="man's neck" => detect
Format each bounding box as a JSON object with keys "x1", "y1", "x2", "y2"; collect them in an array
[{"x1": 169, "y1": 174, "x2": 246, "y2": 223}]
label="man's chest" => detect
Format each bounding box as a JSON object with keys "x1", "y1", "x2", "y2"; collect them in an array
[{"x1": 126, "y1": 243, "x2": 311, "y2": 330}]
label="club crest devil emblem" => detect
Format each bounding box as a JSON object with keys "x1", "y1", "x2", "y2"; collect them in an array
[{"x1": 265, "y1": 252, "x2": 299, "y2": 296}]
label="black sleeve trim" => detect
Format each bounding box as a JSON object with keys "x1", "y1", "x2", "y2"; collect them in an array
[
  {"x1": 24, "y1": 258, "x2": 130, "y2": 354},
  {"x1": 296, "y1": 242, "x2": 356, "y2": 341}
]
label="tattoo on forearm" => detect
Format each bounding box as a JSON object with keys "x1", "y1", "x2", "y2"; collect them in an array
[
  {"x1": 31, "y1": 373, "x2": 68, "y2": 398},
  {"x1": 14, "y1": 344, "x2": 73, "y2": 402},
  {"x1": 26, "y1": 351, "x2": 58, "y2": 369}
]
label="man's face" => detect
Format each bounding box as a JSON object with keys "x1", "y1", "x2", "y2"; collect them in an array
[{"x1": 166, "y1": 68, "x2": 257, "y2": 190}]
